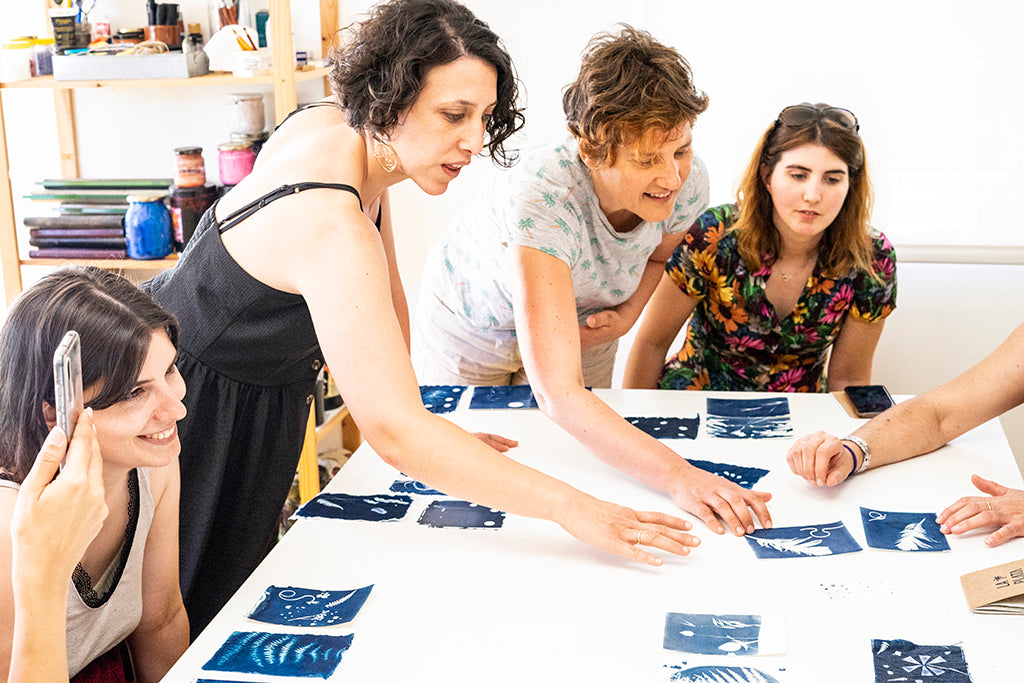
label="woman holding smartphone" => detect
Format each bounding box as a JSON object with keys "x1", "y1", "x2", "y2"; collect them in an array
[
  {"x1": 0, "y1": 267, "x2": 188, "y2": 682},
  {"x1": 624, "y1": 103, "x2": 897, "y2": 394}
]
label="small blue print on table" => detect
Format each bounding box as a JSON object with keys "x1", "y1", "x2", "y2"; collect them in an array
[
  {"x1": 418, "y1": 500, "x2": 505, "y2": 528},
  {"x1": 626, "y1": 416, "x2": 700, "y2": 439},
  {"x1": 687, "y1": 459, "x2": 769, "y2": 489},
  {"x1": 202, "y1": 631, "x2": 353, "y2": 679},
  {"x1": 705, "y1": 397, "x2": 793, "y2": 439},
  {"x1": 860, "y1": 507, "x2": 950, "y2": 552},
  {"x1": 664, "y1": 664, "x2": 782, "y2": 682},
  {"x1": 745, "y1": 521, "x2": 862, "y2": 559},
  {"x1": 296, "y1": 493, "x2": 412, "y2": 521},
  {"x1": 468, "y1": 384, "x2": 539, "y2": 409},
  {"x1": 420, "y1": 384, "x2": 466, "y2": 414},
  {"x1": 663, "y1": 612, "x2": 762, "y2": 655},
  {"x1": 390, "y1": 478, "x2": 446, "y2": 496},
  {"x1": 248, "y1": 585, "x2": 373, "y2": 626},
  {"x1": 872, "y1": 639, "x2": 972, "y2": 682}
]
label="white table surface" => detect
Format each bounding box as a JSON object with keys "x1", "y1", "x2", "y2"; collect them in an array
[{"x1": 162, "y1": 389, "x2": 1024, "y2": 682}]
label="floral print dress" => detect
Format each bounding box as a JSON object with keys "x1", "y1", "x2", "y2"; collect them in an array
[{"x1": 658, "y1": 204, "x2": 897, "y2": 392}]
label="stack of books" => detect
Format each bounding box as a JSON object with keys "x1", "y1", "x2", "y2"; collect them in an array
[{"x1": 23, "y1": 178, "x2": 171, "y2": 260}]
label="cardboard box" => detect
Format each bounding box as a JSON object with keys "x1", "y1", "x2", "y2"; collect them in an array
[{"x1": 52, "y1": 50, "x2": 209, "y2": 81}]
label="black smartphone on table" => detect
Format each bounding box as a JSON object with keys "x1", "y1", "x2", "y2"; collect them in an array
[
  {"x1": 53, "y1": 330, "x2": 84, "y2": 469},
  {"x1": 843, "y1": 384, "x2": 894, "y2": 418}
]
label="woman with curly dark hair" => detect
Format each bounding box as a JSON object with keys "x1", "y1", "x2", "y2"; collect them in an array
[{"x1": 143, "y1": 0, "x2": 699, "y2": 639}]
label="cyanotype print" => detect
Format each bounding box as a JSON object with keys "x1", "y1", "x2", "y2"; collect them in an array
[
  {"x1": 626, "y1": 416, "x2": 700, "y2": 439},
  {"x1": 687, "y1": 459, "x2": 769, "y2": 489},
  {"x1": 664, "y1": 663, "x2": 783, "y2": 682},
  {"x1": 390, "y1": 478, "x2": 446, "y2": 496},
  {"x1": 872, "y1": 639, "x2": 972, "y2": 682},
  {"x1": 248, "y1": 585, "x2": 373, "y2": 626},
  {"x1": 202, "y1": 631, "x2": 354, "y2": 679},
  {"x1": 664, "y1": 613, "x2": 762, "y2": 655},
  {"x1": 295, "y1": 493, "x2": 412, "y2": 521},
  {"x1": 860, "y1": 507, "x2": 950, "y2": 552},
  {"x1": 705, "y1": 397, "x2": 793, "y2": 439},
  {"x1": 468, "y1": 384, "x2": 539, "y2": 409},
  {"x1": 745, "y1": 522, "x2": 862, "y2": 559},
  {"x1": 419, "y1": 384, "x2": 466, "y2": 414},
  {"x1": 417, "y1": 499, "x2": 505, "y2": 528}
]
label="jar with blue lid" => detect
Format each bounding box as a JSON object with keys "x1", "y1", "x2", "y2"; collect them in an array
[{"x1": 125, "y1": 195, "x2": 173, "y2": 259}]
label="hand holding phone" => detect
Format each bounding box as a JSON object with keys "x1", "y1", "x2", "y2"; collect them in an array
[
  {"x1": 53, "y1": 330, "x2": 84, "y2": 468},
  {"x1": 843, "y1": 384, "x2": 894, "y2": 418}
]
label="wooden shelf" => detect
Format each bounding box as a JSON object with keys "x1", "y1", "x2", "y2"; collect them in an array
[
  {"x1": 316, "y1": 404, "x2": 350, "y2": 438},
  {"x1": 19, "y1": 255, "x2": 178, "y2": 269},
  {"x1": 0, "y1": 66, "x2": 330, "y2": 91}
]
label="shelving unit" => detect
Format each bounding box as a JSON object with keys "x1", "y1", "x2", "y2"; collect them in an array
[{"x1": 0, "y1": 0, "x2": 339, "y2": 305}]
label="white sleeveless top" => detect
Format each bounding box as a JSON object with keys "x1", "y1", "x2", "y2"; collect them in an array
[{"x1": 64, "y1": 467, "x2": 155, "y2": 677}]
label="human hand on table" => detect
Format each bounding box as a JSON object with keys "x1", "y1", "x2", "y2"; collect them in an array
[
  {"x1": 558, "y1": 493, "x2": 701, "y2": 567},
  {"x1": 11, "y1": 411, "x2": 107, "y2": 588},
  {"x1": 471, "y1": 432, "x2": 519, "y2": 452},
  {"x1": 578, "y1": 309, "x2": 629, "y2": 349},
  {"x1": 669, "y1": 465, "x2": 773, "y2": 536},
  {"x1": 937, "y1": 474, "x2": 1024, "y2": 547},
  {"x1": 785, "y1": 431, "x2": 855, "y2": 487}
]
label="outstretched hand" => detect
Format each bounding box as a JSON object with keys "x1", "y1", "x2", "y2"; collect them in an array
[
  {"x1": 471, "y1": 432, "x2": 518, "y2": 452},
  {"x1": 10, "y1": 410, "x2": 107, "y2": 588},
  {"x1": 669, "y1": 465, "x2": 773, "y2": 536},
  {"x1": 578, "y1": 310, "x2": 628, "y2": 349},
  {"x1": 786, "y1": 431, "x2": 855, "y2": 487},
  {"x1": 937, "y1": 474, "x2": 1024, "y2": 547},
  {"x1": 558, "y1": 493, "x2": 700, "y2": 567}
]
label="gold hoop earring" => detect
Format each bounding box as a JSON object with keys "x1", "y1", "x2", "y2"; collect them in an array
[{"x1": 374, "y1": 139, "x2": 398, "y2": 173}]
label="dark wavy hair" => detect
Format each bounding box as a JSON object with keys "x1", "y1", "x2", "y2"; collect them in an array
[
  {"x1": 0, "y1": 267, "x2": 179, "y2": 483},
  {"x1": 563, "y1": 25, "x2": 708, "y2": 166},
  {"x1": 735, "y1": 102, "x2": 875, "y2": 278},
  {"x1": 329, "y1": 0, "x2": 524, "y2": 166}
]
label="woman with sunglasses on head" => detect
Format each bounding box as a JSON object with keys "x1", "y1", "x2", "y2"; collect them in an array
[
  {"x1": 141, "y1": 0, "x2": 701, "y2": 638},
  {"x1": 0, "y1": 267, "x2": 188, "y2": 682},
  {"x1": 413, "y1": 26, "x2": 774, "y2": 539},
  {"x1": 625, "y1": 103, "x2": 896, "y2": 394}
]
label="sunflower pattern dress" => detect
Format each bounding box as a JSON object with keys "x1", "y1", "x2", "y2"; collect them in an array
[{"x1": 658, "y1": 204, "x2": 897, "y2": 392}]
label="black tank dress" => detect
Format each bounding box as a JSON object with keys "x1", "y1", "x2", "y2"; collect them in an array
[{"x1": 143, "y1": 178, "x2": 371, "y2": 639}]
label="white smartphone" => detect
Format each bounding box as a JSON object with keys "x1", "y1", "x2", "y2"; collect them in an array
[{"x1": 53, "y1": 330, "x2": 84, "y2": 468}]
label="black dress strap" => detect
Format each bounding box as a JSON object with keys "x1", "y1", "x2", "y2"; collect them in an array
[
  {"x1": 218, "y1": 182, "x2": 362, "y2": 233},
  {"x1": 275, "y1": 101, "x2": 339, "y2": 131}
]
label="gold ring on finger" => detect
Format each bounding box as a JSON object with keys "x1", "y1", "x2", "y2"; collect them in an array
[
  {"x1": 636, "y1": 529, "x2": 643, "y2": 546},
  {"x1": 987, "y1": 500, "x2": 993, "y2": 512}
]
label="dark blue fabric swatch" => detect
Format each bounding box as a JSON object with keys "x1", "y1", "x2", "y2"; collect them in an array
[
  {"x1": 468, "y1": 384, "x2": 539, "y2": 409},
  {"x1": 248, "y1": 585, "x2": 373, "y2": 626},
  {"x1": 417, "y1": 500, "x2": 505, "y2": 528},
  {"x1": 296, "y1": 493, "x2": 412, "y2": 521},
  {"x1": 687, "y1": 459, "x2": 769, "y2": 489},
  {"x1": 860, "y1": 507, "x2": 950, "y2": 552},
  {"x1": 626, "y1": 416, "x2": 700, "y2": 439},
  {"x1": 705, "y1": 397, "x2": 793, "y2": 439},
  {"x1": 745, "y1": 521, "x2": 862, "y2": 559},
  {"x1": 663, "y1": 612, "x2": 762, "y2": 655},
  {"x1": 872, "y1": 639, "x2": 972, "y2": 682},
  {"x1": 202, "y1": 631, "x2": 353, "y2": 679},
  {"x1": 419, "y1": 384, "x2": 466, "y2": 414},
  {"x1": 390, "y1": 478, "x2": 446, "y2": 496}
]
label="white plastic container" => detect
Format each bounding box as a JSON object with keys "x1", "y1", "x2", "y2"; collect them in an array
[{"x1": 1, "y1": 39, "x2": 33, "y2": 83}]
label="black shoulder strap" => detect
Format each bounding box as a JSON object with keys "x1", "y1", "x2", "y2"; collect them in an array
[
  {"x1": 218, "y1": 183, "x2": 362, "y2": 233},
  {"x1": 275, "y1": 101, "x2": 340, "y2": 131}
]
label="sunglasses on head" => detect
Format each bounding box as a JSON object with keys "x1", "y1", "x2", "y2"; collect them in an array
[{"x1": 776, "y1": 105, "x2": 859, "y2": 132}]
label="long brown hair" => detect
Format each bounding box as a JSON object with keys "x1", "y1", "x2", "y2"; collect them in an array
[{"x1": 735, "y1": 103, "x2": 875, "y2": 277}]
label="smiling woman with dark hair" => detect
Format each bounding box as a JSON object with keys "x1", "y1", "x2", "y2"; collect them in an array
[{"x1": 625, "y1": 103, "x2": 897, "y2": 394}]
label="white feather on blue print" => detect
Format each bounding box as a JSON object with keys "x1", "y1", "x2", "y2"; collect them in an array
[
  {"x1": 666, "y1": 664, "x2": 781, "y2": 682},
  {"x1": 749, "y1": 536, "x2": 833, "y2": 556},
  {"x1": 896, "y1": 519, "x2": 934, "y2": 551}
]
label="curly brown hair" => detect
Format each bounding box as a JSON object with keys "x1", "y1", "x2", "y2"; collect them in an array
[
  {"x1": 329, "y1": 0, "x2": 524, "y2": 167},
  {"x1": 735, "y1": 103, "x2": 875, "y2": 278},
  {"x1": 562, "y1": 25, "x2": 708, "y2": 166}
]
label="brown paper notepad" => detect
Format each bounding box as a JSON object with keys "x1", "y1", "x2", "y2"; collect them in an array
[{"x1": 960, "y1": 557, "x2": 1024, "y2": 613}]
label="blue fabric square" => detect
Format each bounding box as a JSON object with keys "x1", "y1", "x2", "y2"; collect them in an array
[
  {"x1": 860, "y1": 507, "x2": 950, "y2": 552},
  {"x1": 745, "y1": 521, "x2": 862, "y2": 558},
  {"x1": 626, "y1": 416, "x2": 700, "y2": 439},
  {"x1": 872, "y1": 639, "x2": 972, "y2": 682},
  {"x1": 202, "y1": 631, "x2": 353, "y2": 679},
  {"x1": 664, "y1": 612, "x2": 762, "y2": 655},
  {"x1": 688, "y1": 459, "x2": 769, "y2": 489},
  {"x1": 390, "y1": 478, "x2": 446, "y2": 496},
  {"x1": 417, "y1": 500, "x2": 505, "y2": 528},
  {"x1": 420, "y1": 384, "x2": 465, "y2": 414},
  {"x1": 296, "y1": 493, "x2": 412, "y2": 521},
  {"x1": 248, "y1": 585, "x2": 373, "y2": 626},
  {"x1": 468, "y1": 385, "x2": 538, "y2": 409},
  {"x1": 706, "y1": 397, "x2": 793, "y2": 439}
]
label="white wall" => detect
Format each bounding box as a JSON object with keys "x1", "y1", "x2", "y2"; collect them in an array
[{"x1": 3, "y1": 1, "x2": 1023, "y2": 465}]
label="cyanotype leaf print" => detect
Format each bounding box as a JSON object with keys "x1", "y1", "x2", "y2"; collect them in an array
[
  {"x1": 666, "y1": 664, "x2": 780, "y2": 682},
  {"x1": 750, "y1": 535, "x2": 832, "y2": 556},
  {"x1": 895, "y1": 519, "x2": 933, "y2": 551}
]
